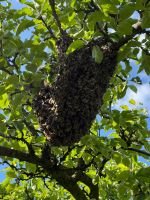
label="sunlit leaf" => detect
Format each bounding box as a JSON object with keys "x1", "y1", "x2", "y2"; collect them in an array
[
  {"x1": 66, "y1": 40, "x2": 84, "y2": 54},
  {"x1": 0, "y1": 94, "x2": 9, "y2": 109},
  {"x1": 129, "y1": 99, "x2": 136, "y2": 105}
]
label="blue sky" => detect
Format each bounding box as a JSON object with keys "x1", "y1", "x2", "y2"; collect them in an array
[{"x1": 0, "y1": 0, "x2": 150, "y2": 182}]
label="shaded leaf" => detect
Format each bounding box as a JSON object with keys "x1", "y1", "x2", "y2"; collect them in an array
[
  {"x1": 141, "y1": 11, "x2": 150, "y2": 29},
  {"x1": 117, "y1": 19, "x2": 134, "y2": 35},
  {"x1": 16, "y1": 20, "x2": 35, "y2": 35},
  {"x1": 128, "y1": 85, "x2": 137, "y2": 93},
  {"x1": 119, "y1": 3, "x2": 135, "y2": 20},
  {"x1": 141, "y1": 52, "x2": 150, "y2": 75},
  {"x1": 92, "y1": 45, "x2": 103, "y2": 64}
]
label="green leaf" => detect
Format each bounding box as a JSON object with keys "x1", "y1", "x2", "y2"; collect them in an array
[
  {"x1": 19, "y1": 0, "x2": 26, "y2": 3},
  {"x1": 144, "y1": 141, "x2": 150, "y2": 153},
  {"x1": 92, "y1": 45, "x2": 103, "y2": 64},
  {"x1": 100, "y1": 2, "x2": 118, "y2": 14},
  {"x1": 17, "y1": 7, "x2": 33, "y2": 17},
  {"x1": 0, "y1": 58, "x2": 7, "y2": 68},
  {"x1": 136, "y1": 167, "x2": 150, "y2": 178},
  {"x1": 131, "y1": 76, "x2": 142, "y2": 84},
  {"x1": 87, "y1": 10, "x2": 104, "y2": 31},
  {"x1": 109, "y1": 132, "x2": 119, "y2": 138},
  {"x1": 6, "y1": 171, "x2": 16, "y2": 178},
  {"x1": 118, "y1": 85, "x2": 128, "y2": 99},
  {"x1": 120, "y1": 105, "x2": 129, "y2": 110},
  {"x1": 16, "y1": 20, "x2": 35, "y2": 35},
  {"x1": 129, "y1": 99, "x2": 136, "y2": 105},
  {"x1": 113, "y1": 152, "x2": 122, "y2": 164},
  {"x1": 117, "y1": 19, "x2": 134, "y2": 36},
  {"x1": 26, "y1": 163, "x2": 36, "y2": 173},
  {"x1": 141, "y1": 11, "x2": 150, "y2": 29},
  {"x1": 141, "y1": 52, "x2": 150, "y2": 75},
  {"x1": 66, "y1": 40, "x2": 84, "y2": 54},
  {"x1": 117, "y1": 43, "x2": 135, "y2": 61},
  {"x1": 119, "y1": 3, "x2": 135, "y2": 21},
  {"x1": 118, "y1": 170, "x2": 130, "y2": 181},
  {"x1": 0, "y1": 93, "x2": 9, "y2": 109},
  {"x1": 128, "y1": 85, "x2": 137, "y2": 93},
  {"x1": 122, "y1": 157, "x2": 130, "y2": 167},
  {"x1": 118, "y1": 184, "x2": 128, "y2": 196},
  {"x1": 70, "y1": 0, "x2": 76, "y2": 8},
  {"x1": 82, "y1": 152, "x2": 92, "y2": 165}
]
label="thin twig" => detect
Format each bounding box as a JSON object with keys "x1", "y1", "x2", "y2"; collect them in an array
[
  {"x1": 98, "y1": 157, "x2": 109, "y2": 177},
  {"x1": 43, "y1": 177, "x2": 52, "y2": 190},
  {"x1": 140, "y1": 46, "x2": 150, "y2": 56},
  {"x1": 125, "y1": 147, "x2": 150, "y2": 157},
  {"x1": 48, "y1": 0, "x2": 65, "y2": 35},
  {"x1": 39, "y1": 16, "x2": 57, "y2": 39},
  {"x1": 0, "y1": 131, "x2": 35, "y2": 156},
  {"x1": 116, "y1": 74, "x2": 126, "y2": 82},
  {"x1": 3, "y1": 161, "x2": 26, "y2": 172},
  {"x1": 0, "y1": 67, "x2": 13, "y2": 75}
]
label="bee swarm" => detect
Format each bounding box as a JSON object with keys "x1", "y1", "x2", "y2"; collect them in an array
[{"x1": 33, "y1": 36, "x2": 118, "y2": 146}]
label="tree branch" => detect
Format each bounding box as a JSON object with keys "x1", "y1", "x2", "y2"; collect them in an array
[
  {"x1": 0, "y1": 131, "x2": 35, "y2": 156},
  {"x1": 39, "y1": 16, "x2": 57, "y2": 40},
  {"x1": 74, "y1": 171, "x2": 99, "y2": 199},
  {"x1": 48, "y1": 0, "x2": 65, "y2": 35},
  {"x1": 0, "y1": 67, "x2": 13, "y2": 75},
  {"x1": 49, "y1": 170, "x2": 88, "y2": 200},
  {"x1": 0, "y1": 144, "x2": 89, "y2": 199},
  {"x1": 125, "y1": 147, "x2": 150, "y2": 157},
  {"x1": 0, "y1": 146, "x2": 40, "y2": 164}
]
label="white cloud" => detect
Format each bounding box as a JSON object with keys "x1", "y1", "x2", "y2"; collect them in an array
[{"x1": 114, "y1": 84, "x2": 150, "y2": 116}]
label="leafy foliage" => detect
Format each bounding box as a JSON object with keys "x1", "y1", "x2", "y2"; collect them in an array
[{"x1": 0, "y1": 0, "x2": 150, "y2": 199}]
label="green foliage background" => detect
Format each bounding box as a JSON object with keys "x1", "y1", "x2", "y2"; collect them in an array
[{"x1": 0, "y1": 0, "x2": 150, "y2": 199}]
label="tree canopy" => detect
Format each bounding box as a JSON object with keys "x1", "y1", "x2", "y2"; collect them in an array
[{"x1": 0, "y1": 0, "x2": 150, "y2": 199}]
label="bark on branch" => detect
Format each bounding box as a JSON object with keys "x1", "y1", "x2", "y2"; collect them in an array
[
  {"x1": 0, "y1": 145, "x2": 94, "y2": 199},
  {"x1": 0, "y1": 146, "x2": 40, "y2": 164},
  {"x1": 48, "y1": 0, "x2": 65, "y2": 35}
]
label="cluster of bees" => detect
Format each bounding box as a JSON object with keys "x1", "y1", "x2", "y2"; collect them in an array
[{"x1": 33, "y1": 36, "x2": 118, "y2": 146}]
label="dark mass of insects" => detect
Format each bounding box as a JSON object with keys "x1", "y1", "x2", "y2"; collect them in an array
[{"x1": 33, "y1": 35, "x2": 118, "y2": 146}]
